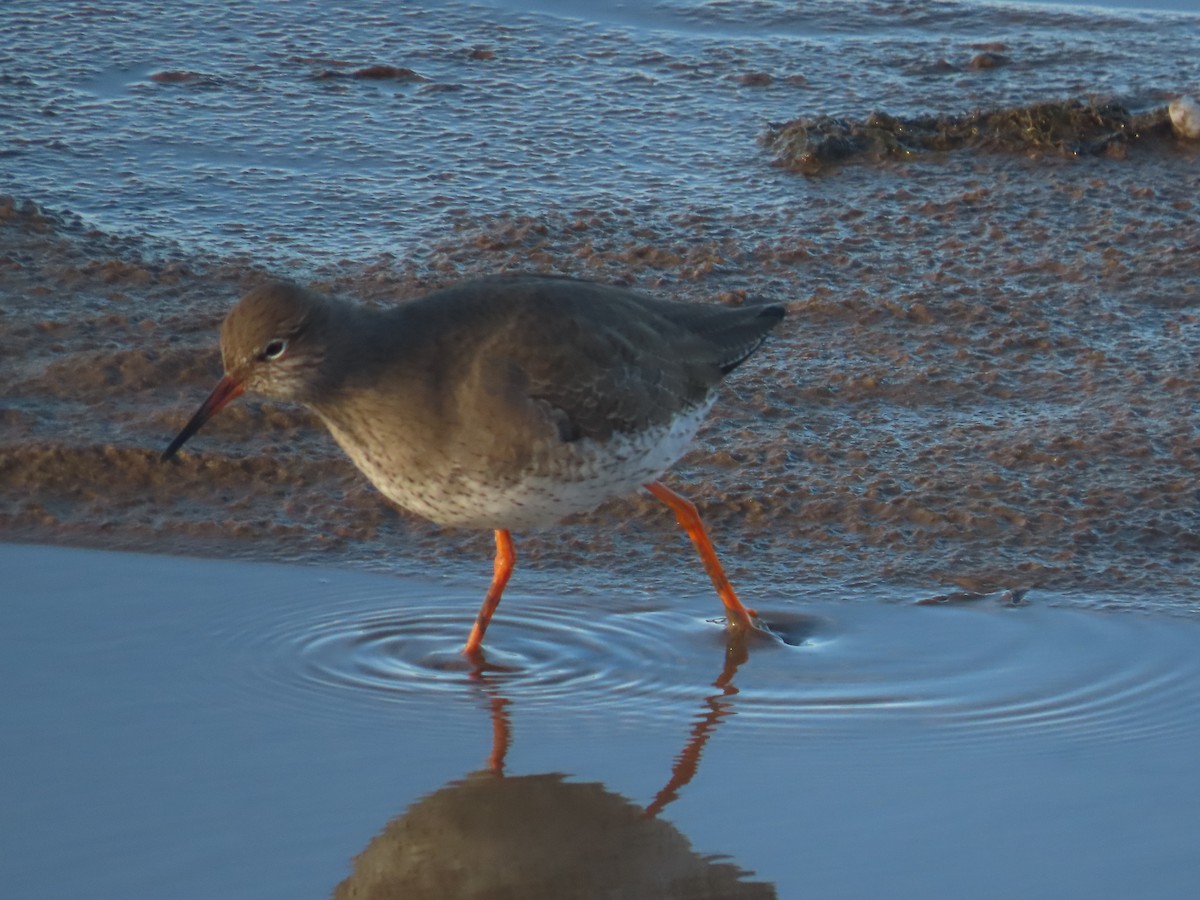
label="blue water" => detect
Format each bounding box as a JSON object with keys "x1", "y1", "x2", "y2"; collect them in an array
[
  {"x1": 4, "y1": 544, "x2": 1200, "y2": 899},
  {"x1": 1, "y1": 0, "x2": 1197, "y2": 262}
]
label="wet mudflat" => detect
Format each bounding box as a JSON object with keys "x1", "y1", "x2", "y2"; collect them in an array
[
  {"x1": 4, "y1": 142, "x2": 1200, "y2": 605},
  {"x1": 3, "y1": 0, "x2": 1200, "y2": 601}
]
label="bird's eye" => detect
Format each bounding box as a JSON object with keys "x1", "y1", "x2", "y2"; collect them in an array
[{"x1": 261, "y1": 339, "x2": 288, "y2": 361}]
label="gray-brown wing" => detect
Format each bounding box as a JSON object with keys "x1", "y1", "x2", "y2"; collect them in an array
[{"x1": 477, "y1": 278, "x2": 784, "y2": 442}]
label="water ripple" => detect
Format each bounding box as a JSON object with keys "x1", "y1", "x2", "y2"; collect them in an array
[
  {"x1": 220, "y1": 581, "x2": 1200, "y2": 749},
  {"x1": 238, "y1": 596, "x2": 723, "y2": 721}
]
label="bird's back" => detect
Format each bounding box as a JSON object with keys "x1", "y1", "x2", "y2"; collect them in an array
[{"x1": 368, "y1": 274, "x2": 785, "y2": 440}]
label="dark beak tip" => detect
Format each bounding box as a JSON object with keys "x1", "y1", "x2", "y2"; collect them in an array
[
  {"x1": 160, "y1": 424, "x2": 199, "y2": 464},
  {"x1": 159, "y1": 373, "x2": 243, "y2": 465}
]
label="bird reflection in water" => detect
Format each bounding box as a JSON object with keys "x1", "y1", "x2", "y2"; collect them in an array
[{"x1": 333, "y1": 629, "x2": 776, "y2": 899}]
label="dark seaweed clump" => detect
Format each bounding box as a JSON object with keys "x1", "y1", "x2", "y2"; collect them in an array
[{"x1": 764, "y1": 98, "x2": 1176, "y2": 174}]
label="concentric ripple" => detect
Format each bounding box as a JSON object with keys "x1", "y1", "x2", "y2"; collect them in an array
[
  {"x1": 236, "y1": 592, "x2": 740, "y2": 723},
  {"x1": 217, "y1": 570, "x2": 1200, "y2": 749},
  {"x1": 739, "y1": 601, "x2": 1200, "y2": 748}
]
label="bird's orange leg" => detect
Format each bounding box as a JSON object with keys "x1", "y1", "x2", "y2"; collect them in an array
[
  {"x1": 464, "y1": 529, "x2": 516, "y2": 656},
  {"x1": 644, "y1": 481, "x2": 757, "y2": 629}
]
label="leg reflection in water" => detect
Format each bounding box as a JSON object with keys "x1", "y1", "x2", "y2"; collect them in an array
[{"x1": 332, "y1": 628, "x2": 776, "y2": 899}]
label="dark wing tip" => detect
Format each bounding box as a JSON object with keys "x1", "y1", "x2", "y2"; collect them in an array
[
  {"x1": 715, "y1": 303, "x2": 787, "y2": 374},
  {"x1": 758, "y1": 303, "x2": 787, "y2": 322}
]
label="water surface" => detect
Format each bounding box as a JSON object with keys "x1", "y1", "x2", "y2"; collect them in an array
[
  {"x1": 2, "y1": 0, "x2": 1198, "y2": 261},
  {"x1": 4, "y1": 544, "x2": 1200, "y2": 898}
]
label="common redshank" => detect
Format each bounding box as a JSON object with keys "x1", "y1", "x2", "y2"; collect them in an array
[{"x1": 162, "y1": 275, "x2": 785, "y2": 655}]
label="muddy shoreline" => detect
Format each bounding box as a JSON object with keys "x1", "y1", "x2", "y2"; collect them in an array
[{"x1": 3, "y1": 148, "x2": 1200, "y2": 611}]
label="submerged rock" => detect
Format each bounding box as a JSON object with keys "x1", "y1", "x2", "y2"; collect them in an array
[{"x1": 967, "y1": 51, "x2": 1009, "y2": 70}]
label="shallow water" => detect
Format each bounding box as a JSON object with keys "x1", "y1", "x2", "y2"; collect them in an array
[
  {"x1": 4, "y1": 543, "x2": 1200, "y2": 898},
  {"x1": 2, "y1": 0, "x2": 1199, "y2": 261}
]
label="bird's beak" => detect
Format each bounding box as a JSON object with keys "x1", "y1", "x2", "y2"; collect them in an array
[{"x1": 161, "y1": 374, "x2": 245, "y2": 461}]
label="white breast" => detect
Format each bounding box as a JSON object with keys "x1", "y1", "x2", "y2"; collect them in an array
[{"x1": 324, "y1": 399, "x2": 715, "y2": 531}]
